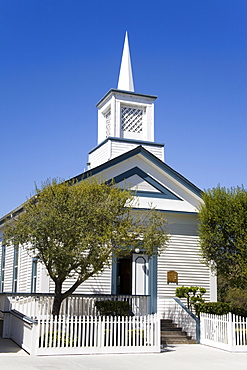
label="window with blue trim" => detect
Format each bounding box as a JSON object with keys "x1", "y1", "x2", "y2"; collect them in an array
[
  {"x1": 31, "y1": 258, "x2": 38, "y2": 293},
  {"x1": 12, "y1": 245, "x2": 19, "y2": 292},
  {"x1": 0, "y1": 244, "x2": 6, "y2": 292}
]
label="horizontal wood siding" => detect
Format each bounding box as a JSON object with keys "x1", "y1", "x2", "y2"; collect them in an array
[
  {"x1": 111, "y1": 141, "x2": 136, "y2": 158},
  {"x1": 88, "y1": 142, "x2": 109, "y2": 168},
  {"x1": 18, "y1": 247, "x2": 31, "y2": 292},
  {"x1": 142, "y1": 145, "x2": 164, "y2": 161},
  {"x1": 49, "y1": 265, "x2": 112, "y2": 295},
  {"x1": 157, "y1": 234, "x2": 211, "y2": 302},
  {"x1": 111, "y1": 142, "x2": 164, "y2": 161}
]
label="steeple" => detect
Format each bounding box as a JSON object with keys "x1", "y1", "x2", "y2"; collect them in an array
[
  {"x1": 117, "y1": 32, "x2": 134, "y2": 92},
  {"x1": 87, "y1": 33, "x2": 164, "y2": 169}
]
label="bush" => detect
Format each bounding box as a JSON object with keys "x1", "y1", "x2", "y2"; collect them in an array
[
  {"x1": 95, "y1": 300, "x2": 131, "y2": 316},
  {"x1": 195, "y1": 301, "x2": 247, "y2": 318},
  {"x1": 231, "y1": 307, "x2": 247, "y2": 317},
  {"x1": 195, "y1": 302, "x2": 230, "y2": 317}
]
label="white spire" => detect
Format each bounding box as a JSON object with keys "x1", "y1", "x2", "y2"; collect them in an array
[{"x1": 117, "y1": 32, "x2": 134, "y2": 92}]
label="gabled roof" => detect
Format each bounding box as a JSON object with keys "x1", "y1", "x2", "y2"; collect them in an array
[
  {"x1": 74, "y1": 145, "x2": 202, "y2": 198},
  {"x1": 105, "y1": 166, "x2": 182, "y2": 200},
  {"x1": 0, "y1": 145, "x2": 202, "y2": 226}
]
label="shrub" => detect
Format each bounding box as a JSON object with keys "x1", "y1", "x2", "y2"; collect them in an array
[
  {"x1": 194, "y1": 302, "x2": 230, "y2": 317},
  {"x1": 95, "y1": 300, "x2": 131, "y2": 316},
  {"x1": 195, "y1": 301, "x2": 247, "y2": 318},
  {"x1": 230, "y1": 307, "x2": 247, "y2": 317},
  {"x1": 175, "y1": 286, "x2": 206, "y2": 311}
]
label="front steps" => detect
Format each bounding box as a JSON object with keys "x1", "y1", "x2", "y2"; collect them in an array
[{"x1": 161, "y1": 319, "x2": 197, "y2": 345}]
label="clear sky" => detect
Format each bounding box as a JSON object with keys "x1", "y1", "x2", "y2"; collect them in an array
[{"x1": 1, "y1": 0, "x2": 246, "y2": 217}]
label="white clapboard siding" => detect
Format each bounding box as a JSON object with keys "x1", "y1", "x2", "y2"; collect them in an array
[
  {"x1": 88, "y1": 141, "x2": 109, "y2": 168},
  {"x1": 157, "y1": 234, "x2": 211, "y2": 302},
  {"x1": 49, "y1": 265, "x2": 112, "y2": 295},
  {"x1": 89, "y1": 140, "x2": 165, "y2": 169},
  {"x1": 111, "y1": 141, "x2": 164, "y2": 161},
  {"x1": 18, "y1": 247, "x2": 32, "y2": 292}
]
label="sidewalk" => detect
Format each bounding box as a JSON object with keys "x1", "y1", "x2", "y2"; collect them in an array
[{"x1": 0, "y1": 338, "x2": 247, "y2": 370}]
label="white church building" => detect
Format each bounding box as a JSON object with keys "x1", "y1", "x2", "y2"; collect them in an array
[{"x1": 0, "y1": 33, "x2": 217, "y2": 316}]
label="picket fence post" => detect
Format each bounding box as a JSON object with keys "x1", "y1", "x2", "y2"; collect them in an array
[
  {"x1": 30, "y1": 321, "x2": 39, "y2": 356},
  {"x1": 228, "y1": 312, "x2": 236, "y2": 351}
]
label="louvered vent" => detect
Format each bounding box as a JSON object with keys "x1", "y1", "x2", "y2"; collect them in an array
[
  {"x1": 121, "y1": 106, "x2": 143, "y2": 133},
  {"x1": 105, "y1": 109, "x2": 111, "y2": 137}
]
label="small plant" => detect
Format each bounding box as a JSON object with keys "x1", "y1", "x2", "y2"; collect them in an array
[
  {"x1": 175, "y1": 286, "x2": 206, "y2": 314},
  {"x1": 39, "y1": 331, "x2": 76, "y2": 347},
  {"x1": 127, "y1": 329, "x2": 145, "y2": 345},
  {"x1": 95, "y1": 300, "x2": 131, "y2": 316}
]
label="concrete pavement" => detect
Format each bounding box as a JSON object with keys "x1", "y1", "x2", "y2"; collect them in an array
[{"x1": 0, "y1": 338, "x2": 247, "y2": 370}]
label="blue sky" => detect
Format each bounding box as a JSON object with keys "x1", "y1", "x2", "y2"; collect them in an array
[{"x1": 1, "y1": 0, "x2": 247, "y2": 217}]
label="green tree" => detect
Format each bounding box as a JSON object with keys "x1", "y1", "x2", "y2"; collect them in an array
[
  {"x1": 198, "y1": 186, "x2": 247, "y2": 288},
  {"x1": 4, "y1": 178, "x2": 169, "y2": 316}
]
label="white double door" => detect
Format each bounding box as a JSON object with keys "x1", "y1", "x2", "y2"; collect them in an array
[{"x1": 132, "y1": 254, "x2": 149, "y2": 295}]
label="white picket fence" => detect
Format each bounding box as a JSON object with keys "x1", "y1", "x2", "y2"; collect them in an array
[
  {"x1": 2, "y1": 311, "x2": 160, "y2": 355},
  {"x1": 38, "y1": 313, "x2": 160, "y2": 355},
  {"x1": 200, "y1": 313, "x2": 247, "y2": 352}
]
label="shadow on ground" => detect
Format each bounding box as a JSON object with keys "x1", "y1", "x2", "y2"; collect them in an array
[{"x1": 0, "y1": 338, "x2": 27, "y2": 355}]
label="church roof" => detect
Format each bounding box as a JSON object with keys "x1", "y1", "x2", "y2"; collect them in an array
[
  {"x1": 74, "y1": 145, "x2": 203, "y2": 199},
  {"x1": 96, "y1": 88, "x2": 157, "y2": 108}
]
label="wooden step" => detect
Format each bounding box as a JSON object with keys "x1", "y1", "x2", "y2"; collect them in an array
[
  {"x1": 162, "y1": 336, "x2": 197, "y2": 345},
  {"x1": 160, "y1": 319, "x2": 197, "y2": 345},
  {"x1": 161, "y1": 330, "x2": 188, "y2": 336}
]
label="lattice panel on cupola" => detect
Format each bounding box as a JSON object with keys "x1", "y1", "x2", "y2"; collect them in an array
[
  {"x1": 121, "y1": 106, "x2": 143, "y2": 133},
  {"x1": 105, "y1": 109, "x2": 111, "y2": 137}
]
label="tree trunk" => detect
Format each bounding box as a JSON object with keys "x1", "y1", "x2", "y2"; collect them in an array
[
  {"x1": 52, "y1": 281, "x2": 64, "y2": 316},
  {"x1": 51, "y1": 276, "x2": 90, "y2": 316}
]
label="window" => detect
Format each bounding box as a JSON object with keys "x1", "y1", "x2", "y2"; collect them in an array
[
  {"x1": 104, "y1": 108, "x2": 111, "y2": 137},
  {"x1": 12, "y1": 245, "x2": 19, "y2": 292},
  {"x1": 31, "y1": 258, "x2": 38, "y2": 293},
  {"x1": 0, "y1": 244, "x2": 6, "y2": 292}
]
